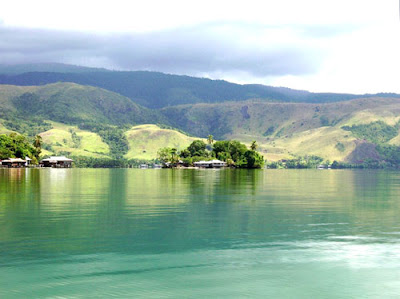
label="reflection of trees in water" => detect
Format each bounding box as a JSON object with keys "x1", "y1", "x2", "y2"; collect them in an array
[
  {"x1": 171, "y1": 169, "x2": 264, "y2": 201},
  {"x1": 3, "y1": 169, "x2": 400, "y2": 256},
  {"x1": 0, "y1": 168, "x2": 42, "y2": 201}
]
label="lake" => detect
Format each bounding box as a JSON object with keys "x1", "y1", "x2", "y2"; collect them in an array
[{"x1": 1, "y1": 168, "x2": 400, "y2": 298}]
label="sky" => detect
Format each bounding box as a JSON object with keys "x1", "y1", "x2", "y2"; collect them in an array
[{"x1": 0, "y1": 0, "x2": 399, "y2": 94}]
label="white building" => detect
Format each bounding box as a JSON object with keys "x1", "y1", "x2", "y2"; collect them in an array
[{"x1": 194, "y1": 160, "x2": 227, "y2": 168}]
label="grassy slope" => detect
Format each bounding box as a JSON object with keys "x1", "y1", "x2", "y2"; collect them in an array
[
  {"x1": 124, "y1": 124, "x2": 205, "y2": 160},
  {"x1": 2, "y1": 82, "x2": 400, "y2": 163},
  {"x1": 162, "y1": 98, "x2": 400, "y2": 161},
  {"x1": 39, "y1": 122, "x2": 110, "y2": 158},
  {"x1": 0, "y1": 82, "x2": 159, "y2": 126},
  {"x1": 0, "y1": 122, "x2": 13, "y2": 134}
]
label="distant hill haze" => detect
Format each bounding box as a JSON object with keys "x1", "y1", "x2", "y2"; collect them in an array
[{"x1": 1, "y1": 63, "x2": 400, "y2": 164}]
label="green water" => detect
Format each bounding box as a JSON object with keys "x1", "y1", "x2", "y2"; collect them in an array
[{"x1": 1, "y1": 168, "x2": 400, "y2": 298}]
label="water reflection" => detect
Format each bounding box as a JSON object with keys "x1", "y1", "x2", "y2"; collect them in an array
[
  {"x1": 2, "y1": 169, "x2": 400, "y2": 297},
  {"x1": 1, "y1": 169, "x2": 400, "y2": 253}
]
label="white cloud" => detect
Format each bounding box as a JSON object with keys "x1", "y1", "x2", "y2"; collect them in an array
[
  {"x1": 0, "y1": 0, "x2": 399, "y2": 93},
  {"x1": 0, "y1": 0, "x2": 394, "y2": 32}
]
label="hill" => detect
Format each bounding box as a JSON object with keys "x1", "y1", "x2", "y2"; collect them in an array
[
  {"x1": 160, "y1": 98, "x2": 400, "y2": 162},
  {"x1": 0, "y1": 83, "x2": 165, "y2": 159},
  {"x1": 2, "y1": 81, "x2": 400, "y2": 165},
  {"x1": 39, "y1": 122, "x2": 110, "y2": 158},
  {"x1": 0, "y1": 64, "x2": 399, "y2": 108},
  {"x1": 124, "y1": 124, "x2": 204, "y2": 160},
  {"x1": 0, "y1": 82, "x2": 158, "y2": 125}
]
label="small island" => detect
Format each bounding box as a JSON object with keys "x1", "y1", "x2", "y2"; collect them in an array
[{"x1": 157, "y1": 138, "x2": 264, "y2": 169}]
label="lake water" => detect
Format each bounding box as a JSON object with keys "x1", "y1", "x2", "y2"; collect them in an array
[{"x1": 1, "y1": 168, "x2": 400, "y2": 298}]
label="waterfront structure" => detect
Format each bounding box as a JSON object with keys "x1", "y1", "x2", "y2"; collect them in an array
[
  {"x1": 194, "y1": 160, "x2": 227, "y2": 168},
  {"x1": 1, "y1": 158, "x2": 27, "y2": 168},
  {"x1": 25, "y1": 157, "x2": 32, "y2": 167},
  {"x1": 40, "y1": 156, "x2": 73, "y2": 168}
]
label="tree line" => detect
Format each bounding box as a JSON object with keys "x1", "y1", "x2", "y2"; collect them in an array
[
  {"x1": 0, "y1": 133, "x2": 42, "y2": 163},
  {"x1": 157, "y1": 137, "x2": 264, "y2": 168}
]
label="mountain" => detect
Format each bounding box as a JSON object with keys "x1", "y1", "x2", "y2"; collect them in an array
[
  {"x1": 0, "y1": 64, "x2": 399, "y2": 108},
  {"x1": 0, "y1": 82, "x2": 158, "y2": 126},
  {"x1": 0, "y1": 83, "x2": 167, "y2": 159},
  {"x1": 160, "y1": 97, "x2": 400, "y2": 162},
  {"x1": 0, "y1": 63, "x2": 111, "y2": 75},
  {"x1": 1, "y1": 68, "x2": 400, "y2": 165},
  {"x1": 124, "y1": 124, "x2": 205, "y2": 160}
]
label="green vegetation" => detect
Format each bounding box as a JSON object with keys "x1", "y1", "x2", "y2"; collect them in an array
[
  {"x1": 10, "y1": 85, "x2": 156, "y2": 126},
  {"x1": 207, "y1": 134, "x2": 214, "y2": 145},
  {"x1": 71, "y1": 156, "x2": 151, "y2": 168},
  {"x1": 268, "y1": 156, "x2": 323, "y2": 169},
  {"x1": 263, "y1": 126, "x2": 275, "y2": 136},
  {"x1": 0, "y1": 133, "x2": 39, "y2": 163},
  {"x1": 342, "y1": 121, "x2": 398, "y2": 144},
  {"x1": 39, "y1": 122, "x2": 110, "y2": 158},
  {"x1": 158, "y1": 139, "x2": 264, "y2": 168},
  {"x1": 1, "y1": 65, "x2": 399, "y2": 108},
  {"x1": 320, "y1": 115, "x2": 331, "y2": 126},
  {"x1": 95, "y1": 126, "x2": 128, "y2": 159},
  {"x1": 2, "y1": 79, "x2": 400, "y2": 167},
  {"x1": 124, "y1": 124, "x2": 202, "y2": 160},
  {"x1": 0, "y1": 109, "x2": 52, "y2": 137},
  {"x1": 376, "y1": 144, "x2": 400, "y2": 167},
  {"x1": 335, "y1": 142, "x2": 345, "y2": 152}
]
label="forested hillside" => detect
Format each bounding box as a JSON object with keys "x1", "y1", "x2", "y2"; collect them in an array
[
  {"x1": 1, "y1": 66, "x2": 400, "y2": 166},
  {"x1": 0, "y1": 63, "x2": 399, "y2": 109},
  {"x1": 159, "y1": 97, "x2": 400, "y2": 164}
]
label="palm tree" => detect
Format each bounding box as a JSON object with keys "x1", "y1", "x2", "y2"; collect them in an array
[
  {"x1": 250, "y1": 140, "x2": 258, "y2": 151},
  {"x1": 33, "y1": 135, "x2": 42, "y2": 159},
  {"x1": 170, "y1": 148, "x2": 179, "y2": 164},
  {"x1": 207, "y1": 134, "x2": 214, "y2": 145},
  {"x1": 33, "y1": 135, "x2": 42, "y2": 148}
]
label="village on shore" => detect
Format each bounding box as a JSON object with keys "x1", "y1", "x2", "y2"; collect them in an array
[
  {"x1": 0, "y1": 156, "x2": 233, "y2": 169},
  {"x1": 0, "y1": 156, "x2": 73, "y2": 168},
  {"x1": 1, "y1": 133, "x2": 337, "y2": 169},
  {"x1": 0, "y1": 136, "x2": 265, "y2": 169}
]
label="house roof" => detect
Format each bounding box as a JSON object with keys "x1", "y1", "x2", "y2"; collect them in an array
[
  {"x1": 2, "y1": 158, "x2": 26, "y2": 163},
  {"x1": 41, "y1": 156, "x2": 73, "y2": 162},
  {"x1": 194, "y1": 159, "x2": 226, "y2": 164}
]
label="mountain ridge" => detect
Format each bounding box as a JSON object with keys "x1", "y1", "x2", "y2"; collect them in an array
[
  {"x1": 0, "y1": 63, "x2": 399, "y2": 109},
  {"x1": 1, "y1": 71, "x2": 400, "y2": 165}
]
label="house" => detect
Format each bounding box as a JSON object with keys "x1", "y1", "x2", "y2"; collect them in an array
[
  {"x1": 194, "y1": 159, "x2": 227, "y2": 168},
  {"x1": 40, "y1": 156, "x2": 73, "y2": 168},
  {"x1": 1, "y1": 158, "x2": 27, "y2": 168},
  {"x1": 25, "y1": 157, "x2": 32, "y2": 167}
]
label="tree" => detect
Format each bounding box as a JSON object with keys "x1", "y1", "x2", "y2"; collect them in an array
[
  {"x1": 213, "y1": 140, "x2": 247, "y2": 163},
  {"x1": 187, "y1": 140, "x2": 206, "y2": 157},
  {"x1": 250, "y1": 140, "x2": 258, "y2": 151},
  {"x1": 33, "y1": 135, "x2": 42, "y2": 159},
  {"x1": 207, "y1": 135, "x2": 214, "y2": 145},
  {"x1": 170, "y1": 148, "x2": 180, "y2": 164},
  {"x1": 243, "y1": 150, "x2": 264, "y2": 168},
  {"x1": 0, "y1": 133, "x2": 37, "y2": 162},
  {"x1": 171, "y1": 148, "x2": 177, "y2": 157},
  {"x1": 157, "y1": 147, "x2": 172, "y2": 164}
]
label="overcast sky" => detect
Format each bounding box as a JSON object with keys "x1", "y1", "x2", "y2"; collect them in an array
[{"x1": 0, "y1": 0, "x2": 399, "y2": 93}]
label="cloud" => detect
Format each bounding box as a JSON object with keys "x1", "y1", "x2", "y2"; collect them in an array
[{"x1": 0, "y1": 23, "x2": 324, "y2": 78}]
